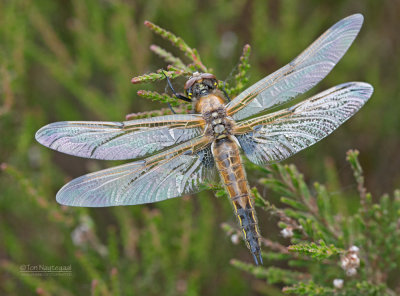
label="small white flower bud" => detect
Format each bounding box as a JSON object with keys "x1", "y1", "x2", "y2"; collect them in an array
[
  {"x1": 231, "y1": 234, "x2": 239, "y2": 245},
  {"x1": 340, "y1": 257, "x2": 350, "y2": 269},
  {"x1": 333, "y1": 278, "x2": 344, "y2": 289},
  {"x1": 71, "y1": 224, "x2": 90, "y2": 246},
  {"x1": 349, "y1": 245, "x2": 359, "y2": 253},
  {"x1": 346, "y1": 268, "x2": 357, "y2": 276},
  {"x1": 349, "y1": 253, "x2": 360, "y2": 266},
  {"x1": 281, "y1": 227, "x2": 293, "y2": 238},
  {"x1": 340, "y1": 245, "x2": 361, "y2": 276}
]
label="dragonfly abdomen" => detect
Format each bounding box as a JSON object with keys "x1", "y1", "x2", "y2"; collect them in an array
[{"x1": 212, "y1": 137, "x2": 263, "y2": 265}]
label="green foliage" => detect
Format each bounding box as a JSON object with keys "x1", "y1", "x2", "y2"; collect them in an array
[
  {"x1": 131, "y1": 69, "x2": 190, "y2": 85},
  {"x1": 143, "y1": 20, "x2": 208, "y2": 72},
  {"x1": 136, "y1": 90, "x2": 182, "y2": 107},
  {"x1": 231, "y1": 260, "x2": 305, "y2": 285},
  {"x1": 225, "y1": 44, "x2": 252, "y2": 97},
  {"x1": 283, "y1": 280, "x2": 387, "y2": 296},
  {"x1": 224, "y1": 150, "x2": 400, "y2": 295},
  {"x1": 288, "y1": 241, "x2": 343, "y2": 261}
]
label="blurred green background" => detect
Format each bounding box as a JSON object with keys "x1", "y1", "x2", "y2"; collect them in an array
[{"x1": 0, "y1": 0, "x2": 399, "y2": 295}]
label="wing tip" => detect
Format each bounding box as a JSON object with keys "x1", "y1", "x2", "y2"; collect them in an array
[
  {"x1": 333, "y1": 82, "x2": 373, "y2": 104},
  {"x1": 55, "y1": 175, "x2": 99, "y2": 207},
  {"x1": 335, "y1": 14, "x2": 364, "y2": 33},
  {"x1": 55, "y1": 175, "x2": 106, "y2": 208},
  {"x1": 35, "y1": 121, "x2": 68, "y2": 146},
  {"x1": 56, "y1": 184, "x2": 76, "y2": 207},
  {"x1": 345, "y1": 13, "x2": 364, "y2": 26},
  {"x1": 334, "y1": 81, "x2": 374, "y2": 101},
  {"x1": 56, "y1": 188, "x2": 98, "y2": 207},
  {"x1": 347, "y1": 81, "x2": 374, "y2": 98},
  {"x1": 35, "y1": 125, "x2": 50, "y2": 146},
  {"x1": 349, "y1": 13, "x2": 364, "y2": 21}
]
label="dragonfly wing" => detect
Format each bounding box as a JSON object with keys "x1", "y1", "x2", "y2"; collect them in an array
[
  {"x1": 226, "y1": 14, "x2": 364, "y2": 121},
  {"x1": 56, "y1": 138, "x2": 217, "y2": 207},
  {"x1": 35, "y1": 114, "x2": 204, "y2": 160},
  {"x1": 235, "y1": 82, "x2": 373, "y2": 165}
]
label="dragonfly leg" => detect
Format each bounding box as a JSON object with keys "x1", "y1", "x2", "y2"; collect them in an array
[
  {"x1": 162, "y1": 71, "x2": 192, "y2": 102},
  {"x1": 222, "y1": 81, "x2": 231, "y2": 102},
  {"x1": 168, "y1": 103, "x2": 177, "y2": 114}
]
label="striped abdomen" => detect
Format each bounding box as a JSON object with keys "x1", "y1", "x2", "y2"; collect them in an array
[{"x1": 212, "y1": 136, "x2": 263, "y2": 265}]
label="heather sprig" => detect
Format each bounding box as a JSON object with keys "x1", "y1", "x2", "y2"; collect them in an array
[
  {"x1": 288, "y1": 240, "x2": 343, "y2": 260},
  {"x1": 149, "y1": 44, "x2": 188, "y2": 70},
  {"x1": 283, "y1": 280, "x2": 388, "y2": 296},
  {"x1": 229, "y1": 44, "x2": 252, "y2": 97},
  {"x1": 346, "y1": 149, "x2": 368, "y2": 208},
  {"x1": 131, "y1": 69, "x2": 188, "y2": 84},
  {"x1": 144, "y1": 20, "x2": 208, "y2": 72},
  {"x1": 136, "y1": 90, "x2": 182, "y2": 107},
  {"x1": 231, "y1": 259, "x2": 306, "y2": 285}
]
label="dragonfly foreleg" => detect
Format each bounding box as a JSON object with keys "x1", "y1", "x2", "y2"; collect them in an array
[{"x1": 162, "y1": 71, "x2": 192, "y2": 102}]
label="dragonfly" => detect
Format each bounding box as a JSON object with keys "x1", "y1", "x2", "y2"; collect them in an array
[{"x1": 35, "y1": 14, "x2": 373, "y2": 265}]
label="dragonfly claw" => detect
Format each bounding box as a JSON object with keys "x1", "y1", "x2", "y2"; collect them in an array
[
  {"x1": 252, "y1": 253, "x2": 259, "y2": 265},
  {"x1": 252, "y1": 251, "x2": 263, "y2": 265}
]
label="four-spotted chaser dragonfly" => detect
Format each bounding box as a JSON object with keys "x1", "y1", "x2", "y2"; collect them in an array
[{"x1": 35, "y1": 14, "x2": 373, "y2": 265}]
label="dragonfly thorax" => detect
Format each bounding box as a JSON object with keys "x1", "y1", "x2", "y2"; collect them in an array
[{"x1": 201, "y1": 102, "x2": 234, "y2": 139}]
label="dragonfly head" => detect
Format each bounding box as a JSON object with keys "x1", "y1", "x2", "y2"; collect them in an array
[{"x1": 184, "y1": 72, "x2": 218, "y2": 99}]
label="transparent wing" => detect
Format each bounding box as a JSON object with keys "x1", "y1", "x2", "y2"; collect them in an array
[
  {"x1": 35, "y1": 114, "x2": 204, "y2": 160},
  {"x1": 56, "y1": 137, "x2": 217, "y2": 207},
  {"x1": 226, "y1": 14, "x2": 364, "y2": 121},
  {"x1": 234, "y1": 82, "x2": 373, "y2": 165}
]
